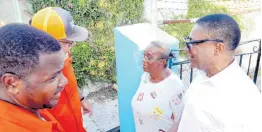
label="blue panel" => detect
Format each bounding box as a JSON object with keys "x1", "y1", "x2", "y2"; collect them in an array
[
  {"x1": 114, "y1": 24, "x2": 180, "y2": 132},
  {"x1": 114, "y1": 29, "x2": 142, "y2": 132}
]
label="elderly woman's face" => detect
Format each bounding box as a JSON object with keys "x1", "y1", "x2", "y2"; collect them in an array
[{"x1": 142, "y1": 47, "x2": 164, "y2": 73}]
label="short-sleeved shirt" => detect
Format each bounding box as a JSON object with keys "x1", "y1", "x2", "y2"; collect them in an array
[
  {"x1": 178, "y1": 59, "x2": 262, "y2": 132},
  {"x1": 132, "y1": 72, "x2": 185, "y2": 132},
  {"x1": 0, "y1": 100, "x2": 64, "y2": 132}
]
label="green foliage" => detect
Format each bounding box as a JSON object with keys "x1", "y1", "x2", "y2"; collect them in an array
[
  {"x1": 28, "y1": 0, "x2": 246, "y2": 88},
  {"x1": 161, "y1": 0, "x2": 244, "y2": 52},
  {"x1": 187, "y1": 0, "x2": 229, "y2": 18},
  {"x1": 29, "y1": 0, "x2": 145, "y2": 87}
]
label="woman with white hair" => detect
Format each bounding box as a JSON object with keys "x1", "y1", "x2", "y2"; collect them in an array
[{"x1": 132, "y1": 41, "x2": 185, "y2": 132}]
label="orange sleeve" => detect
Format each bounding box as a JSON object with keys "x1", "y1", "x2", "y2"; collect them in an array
[
  {"x1": 0, "y1": 119, "x2": 28, "y2": 132},
  {"x1": 62, "y1": 57, "x2": 79, "y2": 96}
]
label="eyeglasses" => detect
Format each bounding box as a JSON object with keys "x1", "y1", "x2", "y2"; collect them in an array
[
  {"x1": 59, "y1": 40, "x2": 74, "y2": 46},
  {"x1": 143, "y1": 52, "x2": 164, "y2": 61},
  {"x1": 183, "y1": 36, "x2": 223, "y2": 50},
  {"x1": 143, "y1": 55, "x2": 163, "y2": 61}
]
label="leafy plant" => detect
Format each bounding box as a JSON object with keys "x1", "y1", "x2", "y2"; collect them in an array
[
  {"x1": 161, "y1": 0, "x2": 245, "y2": 54},
  {"x1": 28, "y1": 0, "x2": 246, "y2": 88},
  {"x1": 29, "y1": 0, "x2": 145, "y2": 87}
]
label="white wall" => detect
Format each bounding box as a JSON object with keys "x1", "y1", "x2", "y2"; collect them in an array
[{"x1": 144, "y1": 0, "x2": 188, "y2": 23}]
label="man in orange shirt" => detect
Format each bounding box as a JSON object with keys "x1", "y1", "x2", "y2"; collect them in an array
[
  {"x1": 0, "y1": 23, "x2": 68, "y2": 131},
  {"x1": 30, "y1": 7, "x2": 92, "y2": 132}
]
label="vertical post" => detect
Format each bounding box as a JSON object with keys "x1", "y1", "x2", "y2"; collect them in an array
[
  {"x1": 151, "y1": 0, "x2": 157, "y2": 27},
  {"x1": 190, "y1": 68, "x2": 193, "y2": 83},
  {"x1": 253, "y1": 40, "x2": 261, "y2": 84},
  {"x1": 168, "y1": 58, "x2": 172, "y2": 69},
  {"x1": 12, "y1": 0, "x2": 22, "y2": 23},
  {"x1": 180, "y1": 64, "x2": 183, "y2": 80},
  {"x1": 239, "y1": 55, "x2": 243, "y2": 66},
  {"x1": 247, "y1": 54, "x2": 252, "y2": 75}
]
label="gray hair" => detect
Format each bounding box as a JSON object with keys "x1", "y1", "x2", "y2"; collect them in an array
[{"x1": 147, "y1": 41, "x2": 172, "y2": 68}]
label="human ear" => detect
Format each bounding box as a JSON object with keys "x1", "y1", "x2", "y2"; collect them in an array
[
  {"x1": 1, "y1": 73, "x2": 20, "y2": 95},
  {"x1": 214, "y1": 43, "x2": 225, "y2": 56}
]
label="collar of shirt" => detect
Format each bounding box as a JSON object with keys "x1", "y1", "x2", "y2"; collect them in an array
[{"x1": 196, "y1": 59, "x2": 238, "y2": 88}]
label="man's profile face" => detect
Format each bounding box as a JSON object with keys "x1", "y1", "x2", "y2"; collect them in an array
[
  {"x1": 8, "y1": 50, "x2": 68, "y2": 109},
  {"x1": 186, "y1": 24, "x2": 217, "y2": 70}
]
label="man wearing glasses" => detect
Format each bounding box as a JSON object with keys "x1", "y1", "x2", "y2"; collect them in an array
[
  {"x1": 178, "y1": 14, "x2": 262, "y2": 132},
  {"x1": 30, "y1": 7, "x2": 92, "y2": 132}
]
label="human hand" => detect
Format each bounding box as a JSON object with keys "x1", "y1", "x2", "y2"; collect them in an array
[{"x1": 81, "y1": 99, "x2": 92, "y2": 116}]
